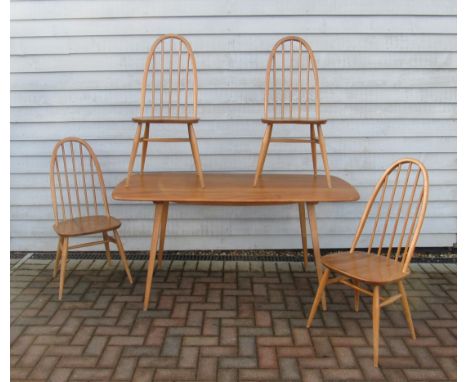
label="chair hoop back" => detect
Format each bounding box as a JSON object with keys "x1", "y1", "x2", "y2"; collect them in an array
[
  {"x1": 139, "y1": 34, "x2": 198, "y2": 119},
  {"x1": 50, "y1": 137, "x2": 110, "y2": 224},
  {"x1": 350, "y1": 158, "x2": 429, "y2": 272},
  {"x1": 264, "y1": 36, "x2": 320, "y2": 120}
]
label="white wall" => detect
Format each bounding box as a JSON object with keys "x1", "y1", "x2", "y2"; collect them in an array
[{"x1": 10, "y1": 0, "x2": 456, "y2": 251}]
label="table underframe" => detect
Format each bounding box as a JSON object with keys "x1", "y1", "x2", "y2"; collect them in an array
[{"x1": 143, "y1": 201, "x2": 328, "y2": 311}]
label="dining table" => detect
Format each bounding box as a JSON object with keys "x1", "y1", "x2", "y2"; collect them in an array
[{"x1": 112, "y1": 172, "x2": 359, "y2": 310}]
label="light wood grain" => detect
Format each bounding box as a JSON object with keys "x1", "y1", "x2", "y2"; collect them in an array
[
  {"x1": 102, "y1": 231, "x2": 112, "y2": 264},
  {"x1": 53, "y1": 236, "x2": 63, "y2": 278},
  {"x1": 53, "y1": 215, "x2": 121, "y2": 237},
  {"x1": 157, "y1": 203, "x2": 169, "y2": 269},
  {"x1": 114, "y1": 173, "x2": 359, "y2": 205},
  {"x1": 255, "y1": 36, "x2": 332, "y2": 186},
  {"x1": 144, "y1": 202, "x2": 164, "y2": 310},
  {"x1": 306, "y1": 158, "x2": 429, "y2": 367},
  {"x1": 373, "y1": 285, "x2": 381, "y2": 367},
  {"x1": 113, "y1": 172, "x2": 359, "y2": 310},
  {"x1": 50, "y1": 137, "x2": 133, "y2": 299},
  {"x1": 298, "y1": 203, "x2": 308, "y2": 267},
  {"x1": 126, "y1": 35, "x2": 205, "y2": 185},
  {"x1": 253, "y1": 123, "x2": 273, "y2": 187},
  {"x1": 58, "y1": 237, "x2": 68, "y2": 300},
  {"x1": 398, "y1": 280, "x2": 416, "y2": 339},
  {"x1": 306, "y1": 268, "x2": 329, "y2": 328},
  {"x1": 307, "y1": 202, "x2": 327, "y2": 310}
]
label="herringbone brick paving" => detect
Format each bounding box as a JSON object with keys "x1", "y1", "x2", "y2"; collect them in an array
[{"x1": 10, "y1": 257, "x2": 456, "y2": 381}]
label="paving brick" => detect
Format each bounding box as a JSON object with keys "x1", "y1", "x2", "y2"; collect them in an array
[
  {"x1": 10, "y1": 258, "x2": 456, "y2": 382},
  {"x1": 437, "y1": 356, "x2": 457, "y2": 380},
  {"x1": 239, "y1": 368, "x2": 280, "y2": 380},
  {"x1": 217, "y1": 368, "x2": 238, "y2": 382},
  {"x1": 112, "y1": 357, "x2": 138, "y2": 380},
  {"x1": 16, "y1": 344, "x2": 47, "y2": 368},
  {"x1": 219, "y1": 356, "x2": 257, "y2": 369},
  {"x1": 48, "y1": 368, "x2": 73, "y2": 382},
  {"x1": 179, "y1": 346, "x2": 199, "y2": 368},
  {"x1": 161, "y1": 336, "x2": 182, "y2": 356},
  {"x1": 404, "y1": 368, "x2": 447, "y2": 380},
  {"x1": 322, "y1": 368, "x2": 364, "y2": 380},
  {"x1": 279, "y1": 357, "x2": 301, "y2": 380},
  {"x1": 28, "y1": 355, "x2": 58, "y2": 380},
  {"x1": 131, "y1": 367, "x2": 155, "y2": 382},
  {"x1": 154, "y1": 368, "x2": 196, "y2": 380},
  {"x1": 197, "y1": 357, "x2": 217, "y2": 380}
]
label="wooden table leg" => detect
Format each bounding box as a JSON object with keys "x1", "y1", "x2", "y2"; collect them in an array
[
  {"x1": 306, "y1": 202, "x2": 327, "y2": 310},
  {"x1": 298, "y1": 203, "x2": 308, "y2": 267},
  {"x1": 157, "y1": 203, "x2": 169, "y2": 269},
  {"x1": 144, "y1": 202, "x2": 164, "y2": 310}
]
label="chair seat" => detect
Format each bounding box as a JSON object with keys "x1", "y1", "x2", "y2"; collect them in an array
[
  {"x1": 261, "y1": 118, "x2": 327, "y2": 125},
  {"x1": 132, "y1": 116, "x2": 199, "y2": 124},
  {"x1": 321, "y1": 251, "x2": 410, "y2": 285},
  {"x1": 53, "y1": 215, "x2": 121, "y2": 237}
]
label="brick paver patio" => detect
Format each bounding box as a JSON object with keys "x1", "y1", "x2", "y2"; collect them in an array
[{"x1": 10, "y1": 257, "x2": 456, "y2": 381}]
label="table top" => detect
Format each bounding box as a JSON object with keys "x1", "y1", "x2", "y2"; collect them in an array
[{"x1": 112, "y1": 173, "x2": 359, "y2": 205}]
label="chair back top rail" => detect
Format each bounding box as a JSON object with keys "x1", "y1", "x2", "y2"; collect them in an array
[
  {"x1": 349, "y1": 158, "x2": 429, "y2": 272},
  {"x1": 264, "y1": 35, "x2": 320, "y2": 121},
  {"x1": 139, "y1": 34, "x2": 198, "y2": 120},
  {"x1": 50, "y1": 137, "x2": 110, "y2": 224}
]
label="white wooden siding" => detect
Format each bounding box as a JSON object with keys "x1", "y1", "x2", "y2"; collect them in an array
[{"x1": 10, "y1": 0, "x2": 456, "y2": 251}]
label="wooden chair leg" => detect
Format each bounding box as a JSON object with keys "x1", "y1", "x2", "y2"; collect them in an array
[
  {"x1": 372, "y1": 285, "x2": 381, "y2": 367},
  {"x1": 102, "y1": 232, "x2": 112, "y2": 265},
  {"x1": 113, "y1": 229, "x2": 133, "y2": 285},
  {"x1": 398, "y1": 280, "x2": 416, "y2": 339},
  {"x1": 53, "y1": 236, "x2": 64, "y2": 278},
  {"x1": 187, "y1": 123, "x2": 205, "y2": 188},
  {"x1": 126, "y1": 122, "x2": 143, "y2": 186},
  {"x1": 306, "y1": 268, "x2": 330, "y2": 328},
  {"x1": 317, "y1": 125, "x2": 332, "y2": 188},
  {"x1": 253, "y1": 123, "x2": 273, "y2": 186},
  {"x1": 157, "y1": 203, "x2": 169, "y2": 269},
  {"x1": 298, "y1": 203, "x2": 308, "y2": 267},
  {"x1": 58, "y1": 237, "x2": 69, "y2": 300},
  {"x1": 354, "y1": 280, "x2": 360, "y2": 312},
  {"x1": 140, "y1": 123, "x2": 150, "y2": 173},
  {"x1": 306, "y1": 202, "x2": 327, "y2": 310},
  {"x1": 144, "y1": 203, "x2": 164, "y2": 310},
  {"x1": 310, "y1": 124, "x2": 317, "y2": 176}
]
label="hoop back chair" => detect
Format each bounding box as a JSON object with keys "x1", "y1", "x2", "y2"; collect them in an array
[
  {"x1": 306, "y1": 158, "x2": 429, "y2": 367},
  {"x1": 126, "y1": 34, "x2": 205, "y2": 187},
  {"x1": 50, "y1": 137, "x2": 133, "y2": 299},
  {"x1": 254, "y1": 36, "x2": 331, "y2": 187}
]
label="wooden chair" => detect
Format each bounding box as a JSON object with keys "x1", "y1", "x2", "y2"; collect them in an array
[
  {"x1": 50, "y1": 137, "x2": 133, "y2": 299},
  {"x1": 127, "y1": 34, "x2": 205, "y2": 187},
  {"x1": 254, "y1": 36, "x2": 331, "y2": 187},
  {"x1": 306, "y1": 158, "x2": 429, "y2": 367}
]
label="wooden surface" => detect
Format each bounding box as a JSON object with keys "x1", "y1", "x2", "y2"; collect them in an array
[
  {"x1": 127, "y1": 34, "x2": 205, "y2": 186},
  {"x1": 305, "y1": 158, "x2": 429, "y2": 367},
  {"x1": 53, "y1": 215, "x2": 121, "y2": 237},
  {"x1": 50, "y1": 137, "x2": 134, "y2": 299},
  {"x1": 132, "y1": 117, "x2": 200, "y2": 124},
  {"x1": 113, "y1": 173, "x2": 359, "y2": 204},
  {"x1": 261, "y1": 118, "x2": 327, "y2": 125},
  {"x1": 254, "y1": 35, "x2": 332, "y2": 187},
  {"x1": 321, "y1": 251, "x2": 409, "y2": 284}
]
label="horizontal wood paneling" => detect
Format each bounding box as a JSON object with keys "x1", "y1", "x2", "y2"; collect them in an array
[
  {"x1": 10, "y1": 1, "x2": 456, "y2": 19},
  {"x1": 10, "y1": 16, "x2": 456, "y2": 37},
  {"x1": 10, "y1": 0, "x2": 457, "y2": 251}
]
